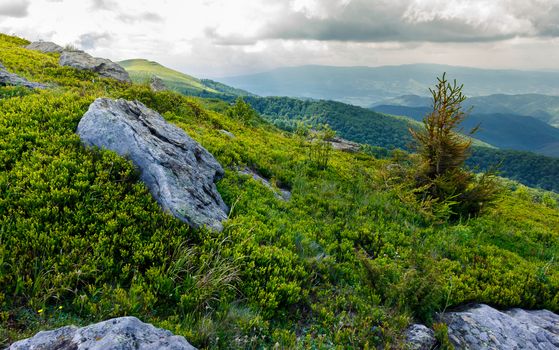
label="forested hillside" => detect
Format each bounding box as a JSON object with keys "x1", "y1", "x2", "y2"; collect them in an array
[
  {"x1": 1, "y1": 33, "x2": 558, "y2": 349},
  {"x1": 242, "y1": 96, "x2": 559, "y2": 192},
  {"x1": 375, "y1": 93, "x2": 559, "y2": 128},
  {"x1": 373, "y1": 105, "x2": 559, "y2": 157}
]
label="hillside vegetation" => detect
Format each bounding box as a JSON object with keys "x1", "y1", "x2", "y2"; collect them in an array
[
  {"x1": 374, "y1": 93, "x2": 559, "y2": 129},
  {"x1": 117, "y1": 59, "x2": 559, "y2": 193},
  {"x1": 1, "y1": 34, "x2": 559, "y2": 349},
  {"x1": 238, "y1": 96, "x2": 559, "y2": 192},
  {"x1": 373, "y1": 105, "x2": 559, "y2": 157},
  {"x1": 119, "y1": 58, "x2": 252, "y2": 100}
]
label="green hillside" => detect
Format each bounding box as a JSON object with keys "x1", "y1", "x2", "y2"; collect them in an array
[
  {"x1": 119, "y1": 58, "x2": 252, "y2": 99},
  {"x1": 119, "y1": 58, "x2": 217, "y2": 94},
  {"x1": 1, "y1": 33, "x2": 559, "y2": 349},
  {"x1": 244, "y1": 96, "x2": 493, "y2": 149},
  {"x1": 238, "y1": 96, "x2": 559, "y2": 192},
  {"x1": 373, "y1": 105, "x2": 559, "y2": 157},
  {"x1": 373, "y1": 93, "x2": 559, "y2": 128}
]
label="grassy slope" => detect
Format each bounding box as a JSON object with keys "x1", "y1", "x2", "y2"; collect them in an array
[
  {"x1": 1, "y1": 34, "x2": 559, "y2": 349},
  {"x1": 119, "y1": 58, "x2": 218, "y2": 94},
  {"x1": 118, "y1": 59, "x2": 253, "y2": 99}
]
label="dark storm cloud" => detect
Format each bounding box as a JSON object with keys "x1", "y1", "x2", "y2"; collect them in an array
[
  {"x1": 208, "y1": 0, "x2": 559, "y2": 45},
  {"x1": 77, "y1": 32, "x2": 112, "y2": 50},
  {"x1": 0, "y1": 0, "x2": 31, "y2": 18}
]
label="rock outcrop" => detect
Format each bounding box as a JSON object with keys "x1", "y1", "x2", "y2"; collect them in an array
[
  {"x1": 442, "y1": 304, "x2": 559, "y2": 349},
  {"x1": 328, "y1": 137, "x2": 361, "y2": 153},
  {"x1": 25, "y1": 41, "x2": 64, "y2": 53},
  {"x1": 8, "y1": 316, "x2": 197, "y2": 350},
  {"x1": 150, "y1": 75, "x2": 167, "y2": 92},
  {"x1": 78, "y1": 98, "x2": 229, "y2": 231},
  {"x1": 0, "y1": 62, "x2": 47, "y2": 89},
  {"x1": 60, "y1": 51, "x2": 131, "y2": 83},
  {"x1": 25, "y1": 40, "x2": 130, "y2": 82},
  {"x1": 404, "y1": 324, "x2": 436, "y2": 350}
]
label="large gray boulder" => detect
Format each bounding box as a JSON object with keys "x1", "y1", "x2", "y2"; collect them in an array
[
  {"x1": 9, "y1": 316, "x2": 197, "y2": 349},
  {"x1": 26, "y1": 41, "x2": 64, "y2": 53},
  {"x1": 60, "y1": 51, "x2": 131, "y2": 83},
  {"x1": 77, "y1": 98, "x2": 228, "y2": 231},
  {"x1": 0, "y1": 62, "x2": 46, "y2": 89},
  {"x1": 442, "y1": 304, "x2": 559, "y2": 349}
]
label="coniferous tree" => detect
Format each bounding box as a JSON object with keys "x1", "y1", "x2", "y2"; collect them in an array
[{"x1": 410, "y1": 73, "x2": 498, "y2": 218}]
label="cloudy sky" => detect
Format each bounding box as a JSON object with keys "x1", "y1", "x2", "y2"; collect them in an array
[{"x1": 0, "y1": 0, "x2": 558, "y2": 78}]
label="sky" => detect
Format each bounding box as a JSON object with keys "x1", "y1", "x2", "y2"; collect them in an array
[{"x1": 0, "y1": 0, "x2": 558, "y2": 78}]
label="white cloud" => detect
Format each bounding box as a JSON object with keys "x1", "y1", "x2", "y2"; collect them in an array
[{"x1": 1, "y1": 0, "x2": 558, "y2": 77}]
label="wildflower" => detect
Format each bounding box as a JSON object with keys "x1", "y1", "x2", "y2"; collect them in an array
[{"x1": 38, "y1": 309, "x2": 44, "y2": 314}]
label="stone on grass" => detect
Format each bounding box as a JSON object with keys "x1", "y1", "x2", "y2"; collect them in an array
[{"x1": 77, "y1": 98, "x2": 229, "y2": 231}]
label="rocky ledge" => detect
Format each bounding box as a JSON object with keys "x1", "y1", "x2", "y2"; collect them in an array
[
  {"x1": 77, "y1": 98, "x2": 229, "y2": 231},
  {"x1": 60, "y1": 51, "x2": 131, "y2": 83},
  {"x1": 0, "y1": 61, "x2": 47, "y2": 89},
  {"x1": 406, "y1": 303, "x2": 559, "y2": 350},
  {"x1": 8, "y1": 316, "x2": 196, "y2": 350},
  {"x1": 26, "y1": 41, "x2": 131, "y2": 82},
  {"x1": 443, "y1": 303, "x2": 559, "y2": 349}
]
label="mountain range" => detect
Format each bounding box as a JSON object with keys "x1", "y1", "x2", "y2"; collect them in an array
[
  {"x1": 117, "y1": 59, "x2": 559, "y2": 192},
  {"x1": 219, "y1": 64, "x2": 559, "y2": 107}
]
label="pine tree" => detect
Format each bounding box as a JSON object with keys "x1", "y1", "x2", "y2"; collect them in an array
[{"x1": 410, "y1": 73, "x2": 498, "y2": 218}]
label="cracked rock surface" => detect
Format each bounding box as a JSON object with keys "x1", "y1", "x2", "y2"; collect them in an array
[
  {"x1": 25, "y1": 41, "x2": 64, "y2": 53},
  {"x1": 60, "y1": 51, "x2": 131, "y2": 83},
  {"x1": 442, "y1": 304, "x2": 559, "y2": 349},
  {"x1": 77, "y1": 98, "x2": 228, "y2": 231},
  {"x1": 8, "y1": 316, "x2": 197, "y2": 350}
]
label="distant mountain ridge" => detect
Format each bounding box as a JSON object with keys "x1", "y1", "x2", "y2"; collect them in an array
[
  {"x1": 119, "y1": 59, "x2": 253, "y2": 99},
  {"x1": 373, "y1": 93, "x2": 559, "y2": 128},
  {"x1": 373, "y1": 105, "x2": 559, "y2": 157},
  {"x1": 218, "y1": 64, "x2": 559, "y2": 107},
  {"x1": 116, "y1": 58, "x2": 559, "y2": 192}
]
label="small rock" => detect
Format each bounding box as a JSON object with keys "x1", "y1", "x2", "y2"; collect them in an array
[
  {"x1": 149, "y1": 75, "x2": 167, "y2": 92},
  {"x1": 77, "y1": 98, "x2": 229, "y2": 231},
  {"x1": 8, "y1": 316, "x2": 196, "y2": 350},
  {"x1": 404, "y1": 324, "x2": 436, "y2": 350},
  {"x1": 0, "y1": 63, "x2": 47, "y2": 89},
  {"x1": 25, "y1": 41, "x2": 64, "y2": 53},
  {"x1": 60, "y1": 51, "x2": 131, "y2": 83},
  {"x1": 219, "y1": 129, "x2": 235, "y2": 138}
]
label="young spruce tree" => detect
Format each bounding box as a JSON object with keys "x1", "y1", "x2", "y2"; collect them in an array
[{"x1": 410, "y1": 73, "x2": 499, "y2": 218}]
